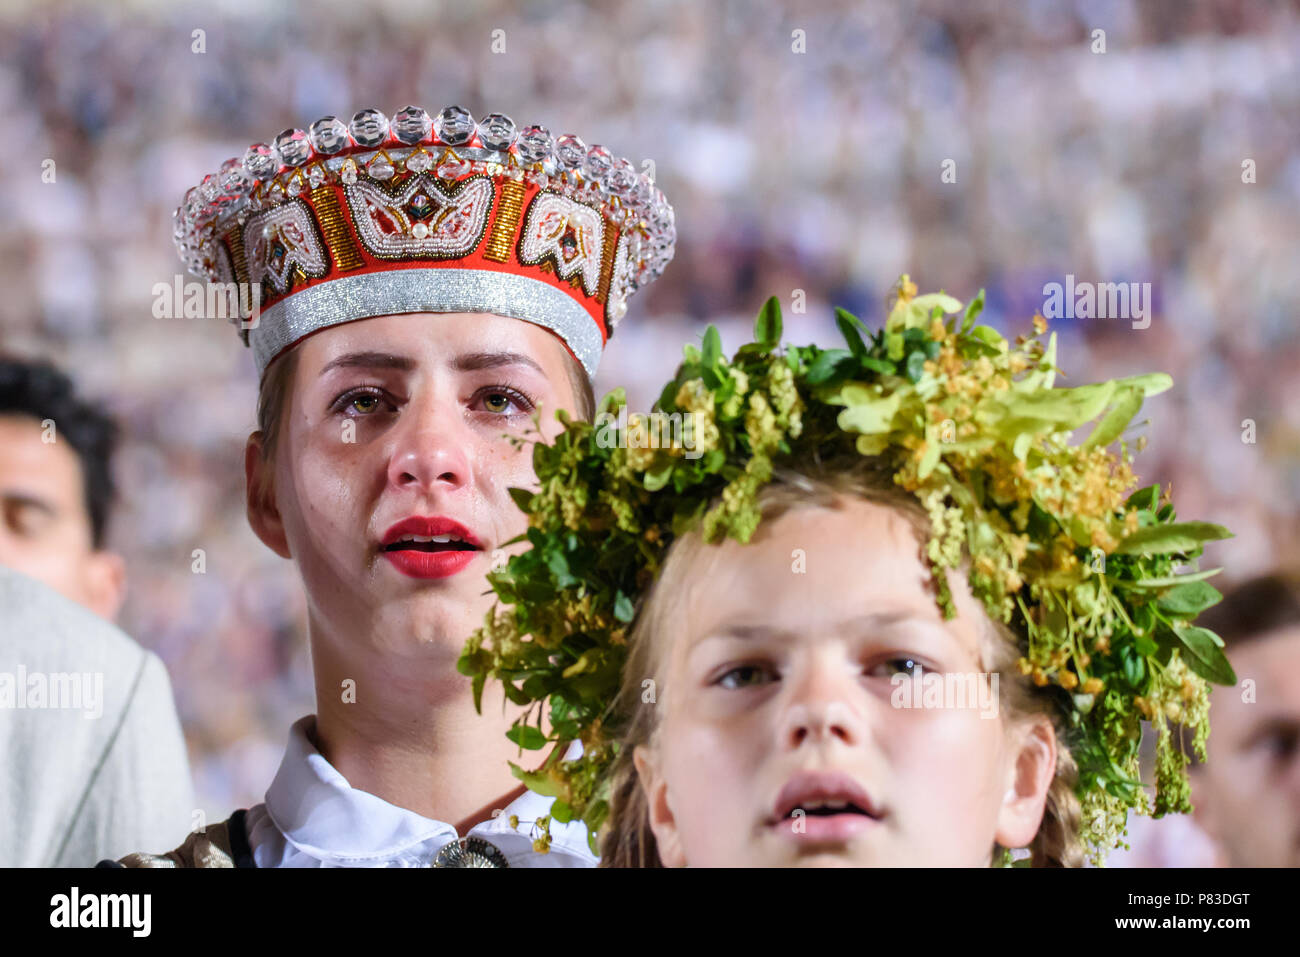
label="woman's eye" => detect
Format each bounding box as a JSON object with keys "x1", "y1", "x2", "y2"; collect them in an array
[
  {"x1": 716, "y1": 665, "x2": 775, "y2": 689},
  {"x1": 473, "y1": 387, "x2": 534, "y2": 416},
  {"x1": 332, "y1": 387, "x2": 391, "y2": 417},
  {"x1": 482, "y1": 392, "x2": 513, "y2": 414}
]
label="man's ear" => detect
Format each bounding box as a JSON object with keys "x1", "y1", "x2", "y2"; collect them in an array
[
  {"x1": 83, "y1": 549, "x2": 126, "y2": 621},
  {"x1": 634, "y1": 744, "x2": 686, "y2": 867},
  {"x1": 245, "y1": 431, "x2": 291, "y2": 559},
  {"x1": 994, "y1": 716, "x2": 1057, "y2": 851}
]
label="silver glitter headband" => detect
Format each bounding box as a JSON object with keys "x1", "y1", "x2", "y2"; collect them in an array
[{"x1": 250, "y1": 268, "x2": 604, "y2": 378}]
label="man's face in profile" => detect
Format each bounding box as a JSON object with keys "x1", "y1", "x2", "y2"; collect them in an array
[
  {"x1": 1194, "y1": 627, "x2": 1300, "y2": 867},
  {"x1": 0, "y1": 413, "x2": 124, "y2": 619}
]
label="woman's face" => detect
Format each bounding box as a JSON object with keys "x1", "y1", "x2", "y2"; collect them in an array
[
  {"x1": 256, "y1": 311, "x2": 578, "y2": 663},
  {"x1": 636, "y1": 494, "x2": 1054, "y2": 866}
]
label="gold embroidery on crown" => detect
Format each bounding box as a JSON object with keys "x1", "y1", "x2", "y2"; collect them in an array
[
  {"x1": 483, "y1": 179, "x2": 527, "y2": 264},
  {"x1": 310, "y1": 186, "x2": 365, "y2": 271}
]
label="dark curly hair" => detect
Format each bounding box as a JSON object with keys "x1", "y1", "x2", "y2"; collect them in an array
[{"x1": 0, "y1": 356, "x2": 119, "y2": 549}]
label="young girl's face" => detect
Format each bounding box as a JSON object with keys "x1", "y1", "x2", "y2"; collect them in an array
[{"x1": 635, "y1": 494, "x2": 1054, "y2": 866}]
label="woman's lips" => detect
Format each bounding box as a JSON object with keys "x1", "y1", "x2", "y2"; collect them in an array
[
  {"x1": 379, "y1": 515, "x2": 483, "y2": 580},
  {"x1": 382, "y1": 548, "x2": 478, "y2": 579}
]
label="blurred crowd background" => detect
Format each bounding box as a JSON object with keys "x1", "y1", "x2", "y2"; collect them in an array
[{"x1": 1, "y1": 0, "x2": 1297, "y2": 863}]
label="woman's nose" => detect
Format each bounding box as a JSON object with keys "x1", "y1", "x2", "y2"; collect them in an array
[{"x1": 386, "y1": 390, "x2": 474, "y2": 494}]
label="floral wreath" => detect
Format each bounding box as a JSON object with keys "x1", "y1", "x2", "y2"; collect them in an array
[{"x1": 459, "y1": 276, "x2": 1235, "y2": 865}]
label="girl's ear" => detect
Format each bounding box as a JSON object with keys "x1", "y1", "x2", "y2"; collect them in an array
[
  {"x1": 994, "y1": 715, "x2": 1057, "y2": 851},
  {"x1": 245, "y1": 432, "x2": 291, "y2": 559},
  {"x1": 633, "y1": 744, "x2": 686, "y2": 868}
]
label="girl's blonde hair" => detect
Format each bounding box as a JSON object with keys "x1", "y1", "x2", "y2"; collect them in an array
[{"x1": 598, "y1": 457, "x2": 1085, "y2": 868}]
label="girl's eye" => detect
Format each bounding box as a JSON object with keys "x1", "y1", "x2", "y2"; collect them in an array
[
  {"x1": 868, "y1": 657, "x2": 926, "y2": 679},
  {"x1": 1264, "y1": 727, "x2": 1297, "y2": 764},
  {"x1": 716, "y1": 665, "x2": 776, "y2": 690},
  {"x1": 473, "y1": 386, "x2": 535, "y2": 416}
]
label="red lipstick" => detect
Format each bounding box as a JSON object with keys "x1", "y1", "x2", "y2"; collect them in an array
[{"x1": 379, "y1": 516, "x2": 483, "y2": 580}]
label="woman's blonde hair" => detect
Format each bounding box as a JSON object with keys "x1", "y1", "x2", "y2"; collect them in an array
[{"x1": 598, "y1": 456, "x2": 1085, "y2": 868}]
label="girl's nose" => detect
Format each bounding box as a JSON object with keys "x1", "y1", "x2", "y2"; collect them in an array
[{"x1": 777, "y1": 655, "x2": 865, "y2": 751}]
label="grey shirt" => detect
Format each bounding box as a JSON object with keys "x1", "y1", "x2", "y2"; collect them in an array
[{"x1": 0, "y1": 565, "x2": 194, "y2": 866}]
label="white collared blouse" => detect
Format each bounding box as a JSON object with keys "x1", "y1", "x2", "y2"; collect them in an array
[{"x1": 241, "y1": 715, "x2": 598, "y2": 868}]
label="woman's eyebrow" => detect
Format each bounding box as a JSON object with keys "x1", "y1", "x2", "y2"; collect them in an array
[
  {"x1": 451, "y1": 351, "x2": 545, "y2": 375},
  {"x1": 318, "y1": 351, "x2": 415, "y2": 376}
]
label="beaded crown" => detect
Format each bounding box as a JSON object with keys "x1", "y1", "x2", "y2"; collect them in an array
[{"x1": 172, "y1": 105, "x2": 676, "y2": 377}]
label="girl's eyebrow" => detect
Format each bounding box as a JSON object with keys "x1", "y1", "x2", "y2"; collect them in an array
[{"x1": 691, "y1": 611, "x2": 953, "y2": 646}]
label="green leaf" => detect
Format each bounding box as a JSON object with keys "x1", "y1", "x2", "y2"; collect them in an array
[
  {"x1": 471, "y1": 671, "x2": 485, "y2": 715},
  {"x1": 911, "y1": 292, "x2": 963, "y2": 317},
  {"x1": 643, "y1": 459, "x2": 673, "y2": 491},
  {"x1": 806, "y1": 349, "x2": 855, "y2": 385},
  {"x1": 754, "y1": 296, "x2": 782, "y2": 348},
  {"x1": 836, "y1": 391, "x2": 903, "y2": 435},
  {"x1": 968, "y1": 324, "x2": 1006, "y2": 354},
  {"x1": 701, "y1": 325, "x2": 722, "y2": 367},
  {"x1": 1113, "y1": 522, "x2": 1233, "y2": 556},
  {"x1": 834, "y1": 307, "x2": 869, "y2": 359},
  {"x1": 961, "y1": 288, "x2": 985, "y2": 333},
  {"x1": 546, "y1": 549, "x2": 579, "y2": 588},
  {"x1": 1122, "y1": 650, "x2": 1146, "y2": 687},
  {"x1": 1175, "y1": 626, "x2": 1237, "y2": 685},
  {"x1": 1121, "y1": 567, "x2": 1223, "y2": 589},
  {"x1": 507, "y1": 724, "x2": 548, "y2": 750},
  {"x1": 905, "y1": 350, "x2": 927, "y2": 382},
  {"x1": 995, "y1": 381, "x2": 1117, "y2": 426},
  {"x1": 613, "y1": 590, "x2": 635, "y2": 623},
  {"x1": 860, "y1": 356, "x2": 896, "y2": 375},
  {"x1": 1155, "y1": 581, "x2": 1224, "y2": 617},
  {"x1": 918, "y1": 435, "x2": 941, "y2": 479},
  {"x1": 885, "y1": 332, "x2": 905, "y2": 361},
  {"x1": 549, "y1": 799, "x2": 574, "y2": 824},
  {"x1": 1082, "y1": 385, "x2": 1143, "y2": 450},
  {"x1": 511, "y1": 763, "x2": 562, "y2": 798},
  {"x1": 508, "y1": 486, "x2": 535, "y2": 512}
]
